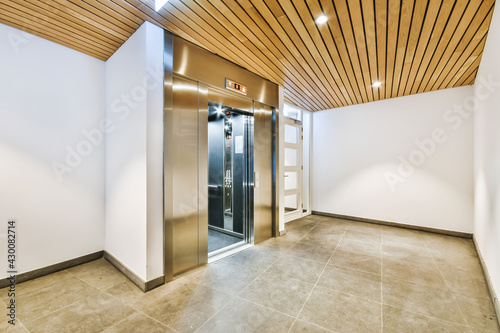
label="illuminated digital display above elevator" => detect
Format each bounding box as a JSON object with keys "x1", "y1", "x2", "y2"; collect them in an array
[{"x1": 225, "y1": 78, "x2": 247, "y2": 95}]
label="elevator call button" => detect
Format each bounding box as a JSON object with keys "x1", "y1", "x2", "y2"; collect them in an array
[{"x1": 225, "y1": 78, "x2": 247, "y2": 95}]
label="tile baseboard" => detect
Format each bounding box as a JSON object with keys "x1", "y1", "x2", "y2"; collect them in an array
[
  {"x1": 472, "y1": 236, "x2": 500, "y2": 330},
  {"x1": 0, "y1": 251, "x2": 104, "y2": 288},
  {"x1": 311, "y1": 211, "x2": 473, "y2": 239},
  {"x1": 103, "y1": 251, "x2": 164, "y2": 292}
]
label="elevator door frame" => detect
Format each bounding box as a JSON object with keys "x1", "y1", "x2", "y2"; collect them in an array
[
  {"x1": 207, "y1": 88, "x2": 255, "y2": 250},
  {"x1": 165, "y1": 77, "x2": 277, "y2": 282}
]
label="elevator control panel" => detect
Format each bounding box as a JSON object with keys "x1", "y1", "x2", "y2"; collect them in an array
[{"x1": 225, "y1": 78, "x2": 247, "y2": 95}]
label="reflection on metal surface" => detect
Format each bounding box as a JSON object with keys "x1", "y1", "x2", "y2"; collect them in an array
[
  {"x1": 165, "y1": 32, "x2": 280, "y2": 280},
  {"x1": 198, "y1": 83, "x2": 209, "y2": 265},
  {"x1": 173, "y1": 36, "x2": 278, "y2": 108},
  {"x1": 254, "y1": 102, "x2": 274, "y2": 243},
  {"x1": 171, "y1": 75, "x2": 199, "y2": 275},
  {"x1": 163, "y1": 31, "x2": 174, "y2": 282}
]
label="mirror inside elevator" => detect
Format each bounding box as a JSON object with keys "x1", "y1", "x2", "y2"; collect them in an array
[{"x1": 208, "y1": 102, "x2": 253, "y2": 255}]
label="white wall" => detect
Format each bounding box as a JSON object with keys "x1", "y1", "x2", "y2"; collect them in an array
[
  {"x1": 313, "y1": 86, "x2": 474, "y2": 233},
  {"x1": 0, "y1": 23, "x2": 106, "y2": 278},
  {"x1": 474, "y1": 4, "x2": 500, "y2": 312},
  {"x1": 105, "y1": 22, "x2": 164, "y2": 282}
]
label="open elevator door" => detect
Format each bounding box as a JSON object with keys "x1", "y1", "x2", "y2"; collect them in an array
[
  {"x1": 164, "y1": 33, "x2": 279, "y2": 282},
  {"x1": 207, "y1": 89, "x2": 254, "y2": 256}
]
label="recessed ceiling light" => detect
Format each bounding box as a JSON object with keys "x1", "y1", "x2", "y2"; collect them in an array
[
  {"x1": 372, "y1": 81, "x2": 382, "y2": 87},
  {"x1": 155, "y1": 0, "x2": 169, "y2": 11},
  {"x1": 315, "y1": 14, "x2": 328, "y2": 25}
]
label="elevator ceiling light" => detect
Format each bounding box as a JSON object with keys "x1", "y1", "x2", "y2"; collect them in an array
[
  {"x1": 372, "y1": 81, "x2": 382, "y2": 87},
  {"x1": 155, "y1": 0, "x2": 169, "y2": 11},
  {"x1": 315, "y1": 14, "x2": 328, "y2": 25}
]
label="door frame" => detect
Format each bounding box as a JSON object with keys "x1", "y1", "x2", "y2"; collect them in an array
[{"x1": 284, "y1": 116, "x2": 303, "y2": 222}]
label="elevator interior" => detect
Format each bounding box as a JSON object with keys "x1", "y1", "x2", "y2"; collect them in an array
[
  {"x1": 207, "y1": 100, "x2": 255, "y2": 254},
  {"x1": 164, "y1": 32, "x2": 279, "y2": 282}
]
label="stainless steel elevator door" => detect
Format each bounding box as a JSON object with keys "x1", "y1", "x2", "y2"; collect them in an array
[
  {"x1": 254, "y1": 102, "x2": 274, "y2": 243},
  {"x1": 171, "y1": 76, "x2": 201, "y2": 275}
]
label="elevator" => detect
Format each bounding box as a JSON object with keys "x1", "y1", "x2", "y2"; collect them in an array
[{"x1": 163, "y1": 32, "x2": 279, "y2": 281}]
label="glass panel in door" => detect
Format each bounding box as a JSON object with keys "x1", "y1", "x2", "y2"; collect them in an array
[{"x1": 284, "y1": 117, "x2": 302, "y2": 222}]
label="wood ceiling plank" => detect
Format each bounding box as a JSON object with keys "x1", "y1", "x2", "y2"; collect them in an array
[
  {"x1": 291, "y1": 0, "x2": 351, "y2": 106},
  {"x1": 317, "y1": 0, "x2": 365, "y2": 105},
  {"x1": 385, "y1": 0, "x2": 401, "y2": 99},
  {"x1": 208, "y1": 0, "x2": 327, "y2": 110},
  {"x1": 306, "y1": 0, "x2": 359, "y2": 106},
  {"x1": 410, "y1": 0, "x2": 464, "y2": 94},
  {"x1": 403, "y1": 0, "x2": 447, "y2": 96},
  {"x1": 430, "y1": 2, "x2": 494, "y2": 90},
  {"x1": 0, "y1": 16, "x2": 109, "y2": 60},
  {"x1": 416, "y1": 0, "x2": 479, "y2": 93},
  {"x1": 248, "y1": 0, "x2": 338, "y2": 109},
  {"x1": 92, "y1": 0, "x2": 144, "y2": 26},
  {"x1": 0, "y1": 3, "x2": 115, "y2": 56},
  {"x1": 329, "y1": 0, "x2": 370, "y2": 103},
  {"x1": 70, "y1": 0, "x2": 139, "y2": 32},
  {"x1": 450, "y1": 50, "x2": 483, "y2": 88},
  {"x1": 0, "y1": 0, "x2": 495, "y2": 111},
  {"x1": 117, "y1": 0, "x2": 206, "y2": 50},
  {"x1": 161, "y1": 0, "x2": 283, "y2": 88},
  {"x1": 48, "y1": 0, "x2": 130, "y2": 40},
  {"x1": 346, "y1": 0, "x2": 375, "y2": 102},
  {"x1": 441, "y1": 33, "x2": 487, "y2": 89},
  {"x1": 462, "y1": 67, "x2": 478, "y2": 86},
  {"x1": 374, "y1": 0, "x2": 387, "y2": 100},
  {"x1": 236, "y1": 2, "x2": 329, "y2": 111},
  {"x1": 361, "y1": 0, "x2": 380, "y2": 101},
  {"x1": 274, "y1": 0, "x2": 343, "y2": 107},
  {"x1": 3, "y1": 0, "x2": 123, "y2": 48},
  {"x1": 397, "y1": 0, "x2": 428, "y2": 97},
  {"x1": 391, "y1": 0, "x2": 415, "y2": 98}
]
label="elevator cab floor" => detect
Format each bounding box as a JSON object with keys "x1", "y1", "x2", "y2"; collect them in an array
[{"x1": 208, "y1": 229, "x2": 242, "y2": 253}]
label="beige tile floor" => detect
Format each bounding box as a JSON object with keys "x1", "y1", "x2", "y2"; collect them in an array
[{"x1": 2, "y1": 215, "x2": 499, "y2": 333}]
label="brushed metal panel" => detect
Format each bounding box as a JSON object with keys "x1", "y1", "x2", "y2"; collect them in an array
[
  {"x1": 171, "y1": 75, "x2": 200, "y2": 275},
  {"x1": 198, "y1": 83, "x2": 209, "y2": 265},
  {"x1": 163, "y1": 31, "x2": 174, "y2": 282},
  {"x1": 253, "y1": 102, "x2": 274, "y2": 243},
  {"x1": 208, "y1": 88, "x2": 254, "y2": 113},
  {"x1": 174, "y1": 36, "x2": 279, "y2": 108}
]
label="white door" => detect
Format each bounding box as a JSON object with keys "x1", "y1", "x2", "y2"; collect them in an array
[{"x1": 284, "y1": 117, "x2": 303, "y2": 222}]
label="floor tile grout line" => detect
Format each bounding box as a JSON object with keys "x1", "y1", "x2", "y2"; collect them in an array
[
  {"x1": 287, "y1": 226, "x2": 349, "y2": 333},
  {"x1": 419, "y1": 231, "x2": 475, "y2": 331},
  {"x1": 23, "y1": 300, "x2": 76, "y2": 326},
  {"x1": 20, "y1": 272, "x2": 101, "y2": 325},
  {"x1": 138, "y1": 310, "x2": 182, "y2": 333},
  {"x1": 233, "y1": 295, "x2": 298, "y2": 320},
  {"x1": 192, "y1": 228, "x2": 308, "y2": 333},
  {"x1": 233, "y1": 223, "x2": 317, "y2": 298},
  {"x1": 1, "y1": 270, "x2": 74, "y2": 301},
  {"x1": 46, "y1": 270, "x2": 140, "y2": 330},
  {"x1": 195, "y1": 220, "x2": 333, "y2": 333},
  {"x1": 101, "y1": 310, "x2": 140, "y2": 333}
]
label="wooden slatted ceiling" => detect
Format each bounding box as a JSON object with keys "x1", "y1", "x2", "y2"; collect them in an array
[{"x1": 0, "y1": 0, "x2": 495, "y2": 111}]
